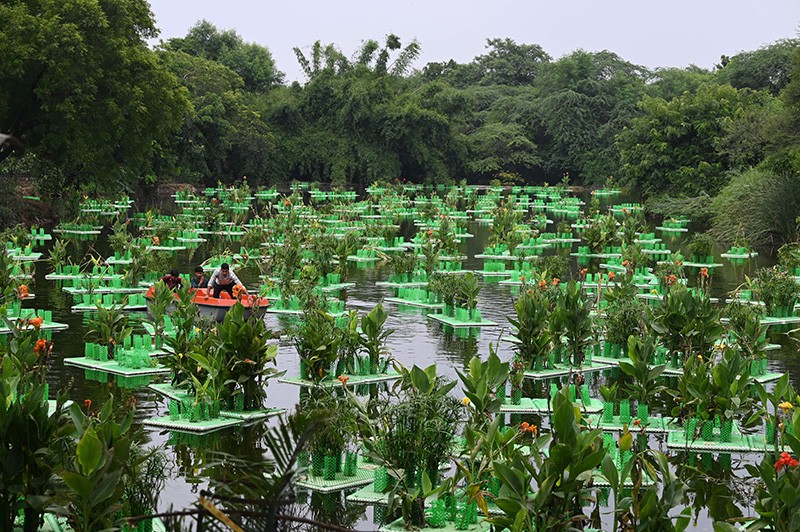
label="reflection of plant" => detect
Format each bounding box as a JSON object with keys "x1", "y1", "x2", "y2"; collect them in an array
[{"x1": 123, "y1": 448, "x2": 169, "y2": 523}]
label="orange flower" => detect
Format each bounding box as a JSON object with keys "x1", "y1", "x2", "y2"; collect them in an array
[
  {"x1": 552, "y1": 278, "x2": 560, "y2": 286},
  {"x1": 29, "y1": 316, "x2": 43, "y2": 329},
  {"x1": 699, "y1": 267, "x2": 709, "y2": 278},
  {"x1": 152, "y1": 236, "x2": 160, "y2": 246},
  {"x1": 775, "y1": 451, "x2": 799, "y2": 471},
  {"x1": 621, "y1": 260, "x2": 629, "y2": 267},
  {"x1": 284, "y1": 200, "x2": 291, "y2": 206},
  {"x1": 17, "y1": 284, "x2": 29, "y2": 299},
  {"x1": 338, "y1": 374, "x2": 350, "y2": 386},
  {"x1": 633, "y1": 418, "x2": 641, "y2": 427},
  {"x1": 580, "y1": 268, "x2": 588, "y2": 277},
  {"x1": 232, "y1": 284, "x2": 244, "y2": 298},
  {"x1": 607, "y1": 272, "x2": 615, "y2": 280},
  {"x1": 519, "y1": 422, "x2": 537, "y2": 435},
  {"x1": 34, "y1": 338, "x2": 47, "y2": 353},
  {"x1": 519, "y1": 275, "x2": 526, "y2": 282},
  {"x1": 427, "y1": 229, "x2": 434, "y2": 237},
  {"x1": 538, "y1": 280, "x2": 547, "y2": 290},
  {"x1": 84, "y1": 399, "x2": 92, "y2": 409}
]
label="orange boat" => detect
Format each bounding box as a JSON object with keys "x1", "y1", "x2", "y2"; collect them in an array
[{"x1": 144, "y1": 286, "x2": 269, "y2": 322}]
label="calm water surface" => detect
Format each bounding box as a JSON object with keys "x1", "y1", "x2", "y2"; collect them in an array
[{"x1": 31, "y1": 196, "x2": 799, "y2": 531}]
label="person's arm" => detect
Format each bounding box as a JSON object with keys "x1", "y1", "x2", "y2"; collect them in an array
[{"x1": 230, "y1": 270, "x2": 247, "y2": 293}]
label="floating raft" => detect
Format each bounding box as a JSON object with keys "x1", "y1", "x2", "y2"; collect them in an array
[
  {"x1": 143, "y1": 415, "x2": 243, "y2": 435},
  {"x1": 384, "y1": 297, "x2": 443, "y2": 310},
  {"x1": 499, "y1": 397, "x2": 603, "y2": 414},
  {"x1": 278, "y1": 372, "x2": 401, "y2": 389},
  {"x1": 295, "y1": 457, "x2": 377, "y2": 493},
  {"x1": 427, "y1": 313, "x2": 498, "y2": 328},
  {"x1": 64, "y1": 357, "x2": 170, "y2": 377},
  {"x1": 380, "y1": 518, "x2": 490, "y2": 532},
  {"x1": 522, "y1": 362, "x2": 613, "y2": 380}
]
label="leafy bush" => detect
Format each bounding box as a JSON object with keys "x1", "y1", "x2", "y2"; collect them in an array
[
  {"x1": 753, "y1": 267, "x2": 800, "y2": 315},
  {"x1": 711, "y1": 169, "x2": 800, "y2": 247}
]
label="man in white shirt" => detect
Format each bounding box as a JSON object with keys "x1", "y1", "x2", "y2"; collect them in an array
[{"x1": 208, "y1": 263, "x2": 247, "y2": 298}]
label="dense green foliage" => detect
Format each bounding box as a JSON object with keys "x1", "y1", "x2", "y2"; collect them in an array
[{"x1": 1, "y1": 4, "x2": 799, "y2": 218}]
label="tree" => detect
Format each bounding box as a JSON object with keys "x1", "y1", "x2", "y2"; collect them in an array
[
  {"x1": 617, "y1": 83, "x2": 776, "y2": 196},
  {"x1": 165, "y1": 20, "x2": 284, "y2": 90},
  {"x1": 647, "y1": 65, "x2": 714, "y2": 100},
  {"x1": 533, "y1": 50, "x2": 648, "y2": 181},
  {"x1": 0, "y1": 0, "x2": 189, "y2": 191},
  {"x1": 474, "y1": 38, "x2": 551, "y2": 86},
  {"x1": 715, "y1": 39, "x2": 800, "y2": 95}
]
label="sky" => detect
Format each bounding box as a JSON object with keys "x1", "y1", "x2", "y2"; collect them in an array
[{"x1": 146, "y1": 0, "x2": 800, "y2": 83}]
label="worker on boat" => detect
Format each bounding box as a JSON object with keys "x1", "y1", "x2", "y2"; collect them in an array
[
  {"x1": 159, "y1": 269, "x2": 183, "y2": 290},
  {"x1": 208, "y1": 263, "x2": 247, "y2": 298},
  {"x1": 190, "y1": 266, "x2": 208, "y2": 289}
]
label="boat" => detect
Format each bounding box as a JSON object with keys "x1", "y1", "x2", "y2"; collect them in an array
[{"x1": 144, "y1": 286, "x2": 269, "y2": 322}]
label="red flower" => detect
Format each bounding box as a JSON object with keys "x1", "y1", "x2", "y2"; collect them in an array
[
  {"x1": 84, "y1": 399, "x2": 92, "y2": 409},
  {"x1": 29, "y1": 316, "x2": 43, "y2": 329},
  {"x1": 699, "y1": 267, "x2": 709, "y2": 278},
  {"x1": 338, "y1": 374, "x2": 350, "y2": 386},
  {"x1": 580, "y1": 268, "x2": 588, "y2": 277},
  {"x1": 775, "y1": 451, "x2": 799, "y2": 472},
  {"x1": 607, "y1": 272, "x2": 615, "y2": 280},
  {"x1": 17, "y1": 284, "x2": 29, "y2": 299},
  {"x1": 633, "y1": 418, "x2": 641, "y2": 427},
  {"x1": 284, "y1": 200, "x2": 291, "y2": 206},
  {"x1": 34, "y1": 338, "x2": 47, "y2": 353},
  {"x1": 622, "y1": 260, "x2": 629, "y2": 267}
]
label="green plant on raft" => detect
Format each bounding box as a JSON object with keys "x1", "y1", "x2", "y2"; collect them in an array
[
  {"x1": 619, "y1": 335, "x2": 667, "y2": 406},
  {"x1": 59, "y1": 397, "x2": 136, "y2": 532},
  {"x1": 358, "y1": 304, "x2": 393, "y2": 374},
  {"x1": 0, "y1": 316, "x2": 72, "y2": 532},
  {"x1": 600, "y1": 449, "x2": 691, "y2": 531},
  {"x1": 295, "y1": 309, "x2": 341, "y2": 383},
  {"x1": 583, "y1": 214, "x2": 618, "y2": 254},
  {"x1": 48, "y1": 239, "x2": 70, "y2": 273},
  {"x1": 723, "y1": 301, "x2": 769, "y2": 361},
  {"x1": 551, "y1": 280, "x2": 594, "y2": 367},
  {"x1": 686, "y1": 232, "x2": 715, "y2": 261},
  {"x1": 458, "y1": 272, "x2": 482, "y2": 317},
  {"x1": 752, "y1": 266, "x2": 800, "y2": 316},
  {"x1": 84, "y1": 300, "x2": 133, "y2": 360},
  {"x1": 215, "y1": 302, "x2": 282, "y2": 411},
  {"x1": 456, "y1": 347, "x2": 509, "y2": 430},
  {"x1": 108, "y1": 217, "x2": 131, "y2": 255},
  {"x1": 146, "y1": 280, "x2": 174, "y2": 346},
  {"x1": 352, "y1": 364, "x2": 461, "y2": 529},
  {"x1": 485, "y1": 389, "x2": 606, "y2": 531},
  {"x1": 508, "y1": 287, "x2": 552, "y2": 370},
  {"x1": 603, "y1": 288, "x2": 647, "y2": 348},
  {"x1": 651, "y1": 284, "x2": 723, "y2": 364},
  {"x1": 162, "y1": 287, "x2": 201, "y2": 388}
]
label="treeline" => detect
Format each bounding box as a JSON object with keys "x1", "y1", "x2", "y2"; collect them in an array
[{"x1": 1, "y1": 2, "x2": 800, "y2": 224}]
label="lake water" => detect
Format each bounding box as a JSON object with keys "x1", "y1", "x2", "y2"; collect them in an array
[{"x1": 30, "y1": 194, "x2": 798, "y2": 531}]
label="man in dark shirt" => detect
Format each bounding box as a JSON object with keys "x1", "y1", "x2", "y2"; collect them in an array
[
  {"x1": 190, "y1": 266, "x2": 208, "y2": 289},
  {"x1": 160, "y1": 269, "x2": 183, "y2": 290}
]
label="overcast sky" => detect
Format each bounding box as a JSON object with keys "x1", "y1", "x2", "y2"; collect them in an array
[{"x1": 147, "y1": 0, "x2": 799, "y2": 83}]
